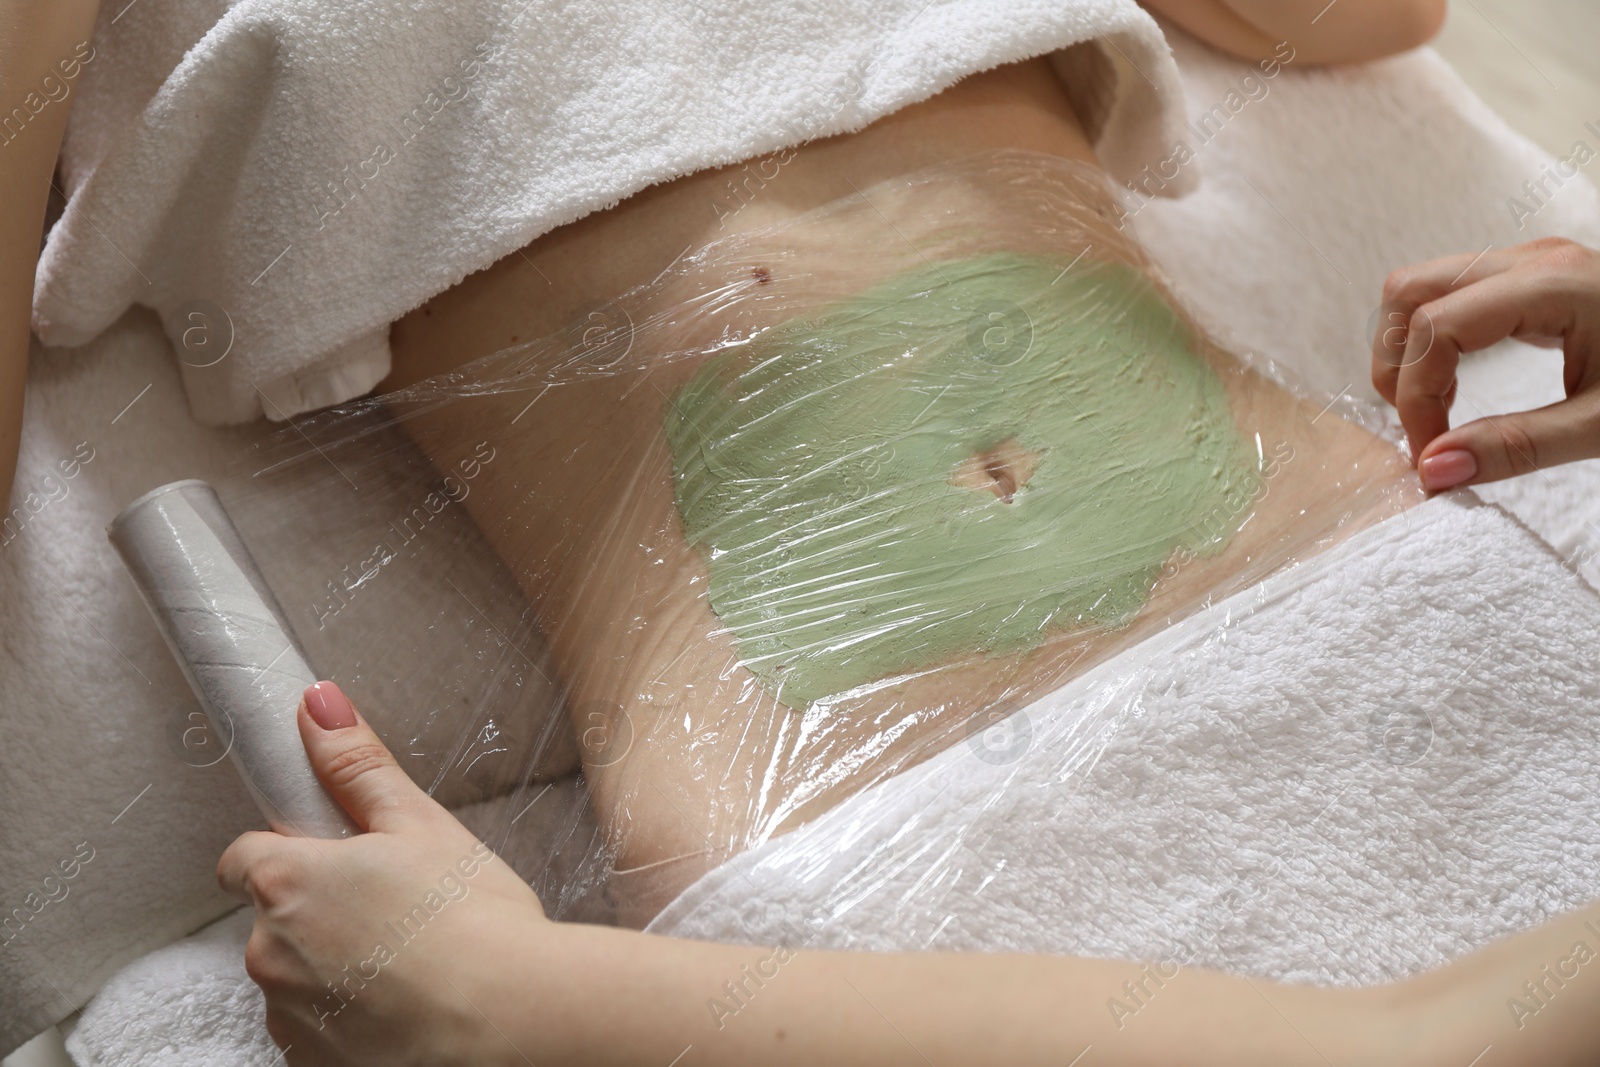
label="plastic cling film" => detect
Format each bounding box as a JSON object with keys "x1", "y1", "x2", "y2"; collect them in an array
[
  {"x1": 226, "y1": 150, "x2": 1424, "y2": 925},
  {"x1": 664, "y1": 252, "x2": 1260, "y2": 708},
  {"x1": 107, "y1": 481, "x2": 359, "y2": 839}
]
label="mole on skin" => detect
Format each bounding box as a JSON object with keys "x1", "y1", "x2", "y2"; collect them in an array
[{"x1": 665, "y1": 252, "x2": 1261, "y2": 708}]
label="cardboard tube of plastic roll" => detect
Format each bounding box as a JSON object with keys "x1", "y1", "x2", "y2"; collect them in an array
[{"x1": 107, "y1": 480, "x2": 358, "y2": 839}]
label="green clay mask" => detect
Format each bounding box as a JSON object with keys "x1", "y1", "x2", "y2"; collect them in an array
[{"x1": 665, "y1": 252, "x2": 1260, "y2": 707}]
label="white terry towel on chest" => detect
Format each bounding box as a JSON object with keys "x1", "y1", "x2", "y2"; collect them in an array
[{"x1": 34, "y1": 0, "x2": 1189, "y2": 425}]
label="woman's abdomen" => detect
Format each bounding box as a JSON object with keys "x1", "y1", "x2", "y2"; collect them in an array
[{"x1": 378, "y1": 60, "x2": 1423, "y2": 924}]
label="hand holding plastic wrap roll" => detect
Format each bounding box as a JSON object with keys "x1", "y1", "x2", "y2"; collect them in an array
[
  {"x1": 227, "y1": 152, "x2": 1423, "y2": 927},
  {"x1": 107, "y1": 481, "x2": 357, "y2": 840}
]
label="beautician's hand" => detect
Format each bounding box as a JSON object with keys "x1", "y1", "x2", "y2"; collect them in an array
[
  {"x1": 1372, "y1": 237, "x2": 1600, "y2": 491},
  {"x1": 217, "y1": 681, "x2": 548, "y2": 1066}
]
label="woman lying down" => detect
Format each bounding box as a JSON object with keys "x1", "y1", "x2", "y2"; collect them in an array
[{"x1": 19, "y1": 0, "x2": 1600, "y2": 1062}]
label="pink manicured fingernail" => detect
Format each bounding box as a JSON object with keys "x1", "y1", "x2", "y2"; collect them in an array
[
  {"x1": 1420, "y1": 449, "x2": 1476, "y2": 491},
  {"x1": 304, "y1": 681, "x2": 356, "y2": 731}
]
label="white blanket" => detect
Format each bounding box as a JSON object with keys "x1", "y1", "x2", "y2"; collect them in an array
[
  {"x1": 21, "y1": 21, "x2": 1600, "y2": 1067},
  {"x1": 35, "y1": 0, "x2": 1183, "y2": 424}
]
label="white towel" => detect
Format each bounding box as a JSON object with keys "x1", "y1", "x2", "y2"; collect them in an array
[
  {"x1": 649, "y1": 494, "x2": 1600, "y2": 983},
  {"x1": 35, "y1": 0, "x2": 1186, "y2": 425},
  {"x1": 13, "y1": 22, "x2": 1600, "y2": 1065},
  {"x1": 58, "y1": 912, "x2": 271, "y2": 1067}
]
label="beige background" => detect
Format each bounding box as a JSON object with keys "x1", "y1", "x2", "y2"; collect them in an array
[{"x1": 1433, "y1": 0, "x2": 1600, "y2": 157}]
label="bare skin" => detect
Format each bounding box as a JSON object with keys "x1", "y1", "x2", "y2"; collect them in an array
[
  {"x1": 1140, "y1": 0, "x2": 1446, "y2": 65},
  {"x1": 0, "y1": 0, "x2": 101, "y2": 506},
  {"x1": 386, "y1": 57, "x2": 1422, "y2": 921}
]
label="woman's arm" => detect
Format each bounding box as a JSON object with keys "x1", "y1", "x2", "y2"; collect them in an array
[
  {"x1": 1140, "y1": 0, "x2": 1447, "y2": 65},
  {"x1": 524, "y1": 909, "x2": 1600, "y2": 1067},
  {"x1": 521, "y1": 922, "x2": 1406, "y2": 1067},
  {"x1": 0, "y1": 0, "x2": 100, "y2": 505},
  {"x1": 222, "y1": 682, "x2": 1600, "y2": 1067}
]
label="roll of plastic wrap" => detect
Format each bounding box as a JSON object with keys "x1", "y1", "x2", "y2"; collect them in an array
[{"x1": 107, "y1": 480, "x2": 358, "y2": 839}]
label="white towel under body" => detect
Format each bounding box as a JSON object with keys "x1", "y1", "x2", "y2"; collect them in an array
[
  {"x1": 35, "y1": 0, "x2": 1189, "y2": 424},
  {"x1": 648, "y1": 495, "x2": 1600, "y2": 986}
]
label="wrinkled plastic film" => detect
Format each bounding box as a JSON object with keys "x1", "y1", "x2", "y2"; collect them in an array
[
  {"x1": 223, "y1": 151, "x2": 1423, "y2": 926},
  {"x1": 107, "y1": 481, "x2": 359, "y2": 839}
]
